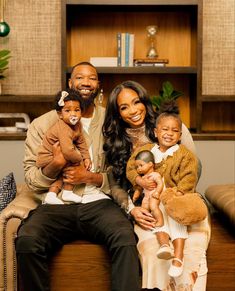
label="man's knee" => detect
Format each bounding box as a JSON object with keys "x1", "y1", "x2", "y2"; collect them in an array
[
  {"x1": 110, "y1": 226, "x2": 137, "y2": 248},
  {"x1": 16, "y1": 235, "x2": 45, "y2": 254}
]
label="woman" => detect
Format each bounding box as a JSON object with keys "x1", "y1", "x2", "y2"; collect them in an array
[{"x1": 103, "y1": 80, "x2": 210, "y2": 291}]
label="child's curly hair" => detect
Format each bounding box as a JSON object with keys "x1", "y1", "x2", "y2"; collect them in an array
[{"x1": 54, "y1": 89, "x2": 84, "y2": 112}]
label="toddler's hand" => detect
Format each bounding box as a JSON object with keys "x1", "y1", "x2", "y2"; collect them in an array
[
  {"x1": 84, "y1": 158, "x2": 92, "y2": 170},
  {"x1": 176, "y1": 190, "x2": 184, "y2": 196}
]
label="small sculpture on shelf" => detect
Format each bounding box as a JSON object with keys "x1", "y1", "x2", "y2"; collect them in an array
[{"x1": 146, "y1": 25, "x2": 158, "y2": 59}]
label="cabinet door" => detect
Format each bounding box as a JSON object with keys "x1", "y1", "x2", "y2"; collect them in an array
[{"x1": 200, "y1": 0, "x2": 235, "y2": 132}]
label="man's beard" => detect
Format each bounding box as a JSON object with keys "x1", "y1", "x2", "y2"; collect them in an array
[
  {"x1": 80, "y1": 90, "x2": 98, "y2": 110},
  {"x1": 71, "y1": 83, "x2": 98, "y2": 110}
]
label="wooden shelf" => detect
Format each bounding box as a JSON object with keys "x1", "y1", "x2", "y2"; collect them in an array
[
  {"x1": 65, "y1": 0, "x2": 198, "y2": 5},
  {"x1": 201, "y1": 96, "x2": 235, "y2": 102},
  {"x1": 192, "y1": 133, "x2": 235, "y2": 141},
  {"x1": 0, "y1": 132, "x2": 27, "y2": 140},
  {"x1": 67, "y1": 66, "x2": 197, "y2": 74},
  {"x1": 0, "y1": 95, "x2": 55, "y2": 102}
]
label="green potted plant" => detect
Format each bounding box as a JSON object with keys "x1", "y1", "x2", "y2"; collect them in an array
[
  {"x1": 0, "y1": 49, "x2": 11, "y2": 94},
  {"x1": 150, "y1": 81, "x2": 183, "y2": 114}
]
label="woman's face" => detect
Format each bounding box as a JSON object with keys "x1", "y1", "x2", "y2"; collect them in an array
[{"x1": 117, "y1": 88, "x2": 146, "y2": 128}]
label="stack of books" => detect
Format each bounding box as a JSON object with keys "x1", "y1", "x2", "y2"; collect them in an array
[
  {"x1": 117, "y1": 32, "x2": 135, "y2": 67},
  {"x1": 89, "y1": 57, "x2": 117, "y2": 67},
  {"x1": 134, "y1": 58, "x2": 169, "y2": 67}
]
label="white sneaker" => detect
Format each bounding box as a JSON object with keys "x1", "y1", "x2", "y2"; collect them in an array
[
  {"x1": 156, "y1": 244, "x2": 174, "y2": 260},
  {"x1": 168, "y1": 258, "x2": 184, "y2": 277},
  {"x1": 62, "y1": 190, "x2": 82, "y2": 203},
  {"x1": 44, "y1": 192, "x2": 64, "y2": 205}
]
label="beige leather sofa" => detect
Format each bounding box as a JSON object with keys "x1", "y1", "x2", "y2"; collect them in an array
[
  {"x1": 0, "y1": 183, "x2": 112, "y2": 291},
  {"x1": 0, "y1": 184, "x2": 38, "y2": 291},
  {"x1": 2, "y1": 178, "x2": 234, "y2": 291}
]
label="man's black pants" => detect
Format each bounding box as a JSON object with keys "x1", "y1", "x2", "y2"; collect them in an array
[{"x1": 16, "y1": 199, "x2": 140, "y2": 291}]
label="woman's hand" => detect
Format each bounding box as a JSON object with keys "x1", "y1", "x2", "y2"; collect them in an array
[
  {"x1": 130, "y1": 206, "x2": 156, "y2": 230},
  {"x1": 136, "y1": 175, "x2": 156, "y2": 191}
]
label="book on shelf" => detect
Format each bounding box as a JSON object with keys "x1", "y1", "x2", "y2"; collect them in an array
[
  {"x1": 89, "y1": 57, "x2": 117, "y2": 67},
  {"x1": 121, "y1": 33, "x2": 126, "y2": 67},
  {"x1": 134, "y1": 58, "x2": 169, "y2": 67},
  {"x1": 134, "y1": 62, "x2": 166, "y2": 67},
  {"x1": 117, "y1": 32, "x2": 135, "y2": 67},
  {"x1": 125, "y1": 33, "x2": 129, "y2": 67},
  {"x1": 117, "y1": 33, "x2": 121, "y2": 66},
  {"x1": 129, "y1": 34, "x2": 135, "y2": 67}
]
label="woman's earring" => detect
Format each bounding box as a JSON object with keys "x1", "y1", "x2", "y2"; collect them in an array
[{"x1": 98, "y1": 89, "x2": 104, "y2": 105}]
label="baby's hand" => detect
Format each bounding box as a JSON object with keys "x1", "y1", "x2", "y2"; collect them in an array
[{"x1": 84, "y1": 159, "x2": 92, "y2": 170}]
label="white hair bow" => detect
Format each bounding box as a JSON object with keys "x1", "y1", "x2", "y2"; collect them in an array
[{"x1": 58, "y1": 91, "x2": 69, "y2": 106}]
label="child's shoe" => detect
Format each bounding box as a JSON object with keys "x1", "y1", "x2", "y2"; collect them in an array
[
  {"x1": 62, "y1": 190, "x2": 82, "y2": 203},
  {"x1": 44, "y1": 192, "x2": 64, "y2": 205},
  {"x1": 156, "y1": 244, "x2": 174, "y2": 260},
  {"x1": 168, "y1": 258, "x2": 184, "y2": 277}
]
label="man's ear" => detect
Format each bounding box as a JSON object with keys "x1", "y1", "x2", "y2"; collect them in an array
[{"x1": 68, "y1": 78, "x2": 72, "y2": 88}]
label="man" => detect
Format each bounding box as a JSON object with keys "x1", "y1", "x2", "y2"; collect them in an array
[{"x1": 16, "y1": 62, "x2": 140, "y2": 291}]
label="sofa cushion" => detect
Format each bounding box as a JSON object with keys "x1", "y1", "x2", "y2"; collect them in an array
[
  {"x1": 0, "y1": 172, "x2": 17, "y2": 212},
  {"x1": 205, "y1": 184, "x2": 235, "y2": 227}
]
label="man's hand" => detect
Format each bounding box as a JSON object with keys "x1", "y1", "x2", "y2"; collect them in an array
[
  {"x1": 42, "y1": 142, "x2": 67, "y2": 178},
  {"x1": 130, "y1": 207, "x2": 156, "y2": 230},
  {"x1": 63, "y1": 164, "x2": 103, "y2": 187},
  {"x1": 52, "y1": 141, "x2": 67, "y2": 168}
]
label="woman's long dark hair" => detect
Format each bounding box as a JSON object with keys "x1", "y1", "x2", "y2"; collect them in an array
[{"x1": 102, "y1": 80, "x2": 157, "y2": 185}]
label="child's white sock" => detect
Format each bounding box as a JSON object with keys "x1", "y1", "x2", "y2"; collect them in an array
[
  {"x1": 44, "y1": 192, "x2": 64, "y2": 205},
  {"x1": 62, "y1": 190, "x2": 82, "y2": 203}
]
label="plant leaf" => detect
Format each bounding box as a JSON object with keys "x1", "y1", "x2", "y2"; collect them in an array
[
  {"x1": 162, "y1": 81, "x2": 174, "y2": 98},
  {"x1": 0, "y1": 50, "x2": 10, "y2": 58},
  {"x1": 0, "y1": 60, "x2": 9, "y2": 69}
]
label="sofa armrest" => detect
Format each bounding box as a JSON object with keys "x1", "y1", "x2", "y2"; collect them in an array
[
  {"x1": 205, "y1": 184, "x2": 235, "y2": 228},
  {"x1": 0, "y1": 184, "x2": 39, "y2": 291}
]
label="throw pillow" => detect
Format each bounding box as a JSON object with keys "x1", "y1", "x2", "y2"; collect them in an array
[{"x1": 0, "y1": 172, "x2": 17, "y2": 212}]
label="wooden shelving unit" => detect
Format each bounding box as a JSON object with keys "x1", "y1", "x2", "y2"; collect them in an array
[
  {"x1": 62, "y1": 0, "x2": 199, "y2": 133},
  {"x1": 62, "y1": 0, "x2": 235, "y2": 138},
  {"x1": 0, "y1": 0, "x2": 234, "y2": 140}
]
